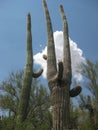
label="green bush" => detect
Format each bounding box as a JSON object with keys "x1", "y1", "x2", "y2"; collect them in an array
[{"x1": 0, "y1": 117, "x2": 15, "y2": 130}]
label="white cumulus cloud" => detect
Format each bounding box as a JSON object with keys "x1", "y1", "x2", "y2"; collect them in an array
[{"x1": 34, "y1": 31, "x2": 86, "y2": 82}]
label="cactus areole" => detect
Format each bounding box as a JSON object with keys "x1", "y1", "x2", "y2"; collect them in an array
[{"x1": 43, "y1": 0, "x2": 81, "y2": 129}]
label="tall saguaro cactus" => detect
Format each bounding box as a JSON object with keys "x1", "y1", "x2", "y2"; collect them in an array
[
  {"x1": 43, "y1": 0, "x2": 81, "y2": 129},
  {"x1": 16, "y1": 13, "x2": 43, "y2": 124}
]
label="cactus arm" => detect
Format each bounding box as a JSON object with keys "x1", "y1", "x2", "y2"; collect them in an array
[
  {"x1": 59, "y1": 5, "x2": 72, "y2": 84},
  {"x1": 43, "y1": 54, "x2": 47, "y2": 60},
  {"x1": 57, "y1": 61, "x2": 63, "y2": 81},
  {"x1": 26, "y1": 13, "x2": 43, "y2": 78},
  {"x1": 43, "y1": 0, "x2": 57, "y2": 81},
  {"x1": 32, "y1": 68, "x2": 43, "y2": 78},
  {"x1": 70, "y1": 86, "x2": 82, "y2": 97}
]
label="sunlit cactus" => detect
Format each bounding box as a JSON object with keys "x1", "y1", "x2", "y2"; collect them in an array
[
  {"x1": 43, "y1": 0, "x2": 81, "y2": 129},
  {"x1": 16, "y1": 13, "x2": 43, "y2": 125}
]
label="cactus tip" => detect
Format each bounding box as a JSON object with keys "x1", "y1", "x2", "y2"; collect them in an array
[
  {"x1": 27, "y1": 13, "x2": 31, "y2": 17},
  {"x1": 59, "y1": 4, "x2": 64, "y2": 12},
  {"x1": 43, "y1": 0, "x2": 46, "y2": 3}
]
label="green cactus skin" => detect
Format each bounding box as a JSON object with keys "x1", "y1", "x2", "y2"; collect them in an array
[
  {"x1": 43, "y1": 0, "x2": 81, "y2": 129},
  {"x1": 16, "y1": 13, "x2": 43, "y2": 125}
]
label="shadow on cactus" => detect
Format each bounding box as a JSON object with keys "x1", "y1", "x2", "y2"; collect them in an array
[{"x1": 43, "y1": 0, "x2": 82, "y2": 129}]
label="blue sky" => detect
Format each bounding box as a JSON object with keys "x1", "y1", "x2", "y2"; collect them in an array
[{"x1": 0, "y1": 0, "x2": 98, "y2": 83}]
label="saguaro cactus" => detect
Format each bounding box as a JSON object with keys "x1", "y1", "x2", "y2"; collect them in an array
[
  {"x1": 16, "y1": 13, "x2": 43, "y2": 124},
  {"x1": 43, "y1": 0, "x2": 81, "y2": 129}
]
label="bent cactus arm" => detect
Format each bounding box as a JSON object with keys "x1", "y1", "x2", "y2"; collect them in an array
[
  {"x1": 70, "y1": 85, "x2": 82, "y2": 97},
  {"x1": 32, "y1": 69, "x2": 43, "y2": 78}
]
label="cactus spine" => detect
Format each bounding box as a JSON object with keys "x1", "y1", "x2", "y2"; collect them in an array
[
  {"x1": 43, "y1": 0, "x2": 81, "y2": 129},
  {"x1": 16, "y1": 13, "x2": 43, "y2": 124}
]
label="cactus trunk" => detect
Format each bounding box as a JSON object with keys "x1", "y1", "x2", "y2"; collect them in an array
[
  {"x1": 16, "y1": 13, "x2": 43, "y2": 128},
  {"x1": 43, "y1": 0, "x2": 82, "y2": 129},
  {"x1": 43, "y1": 0, "x2": 71, "y2": 129},
  {"x1": 51, "y1": 86, "x2": 70, "y2": 129},
  {"x1": 17, "y1": 13, "x2": 33, "y2": 122}
]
